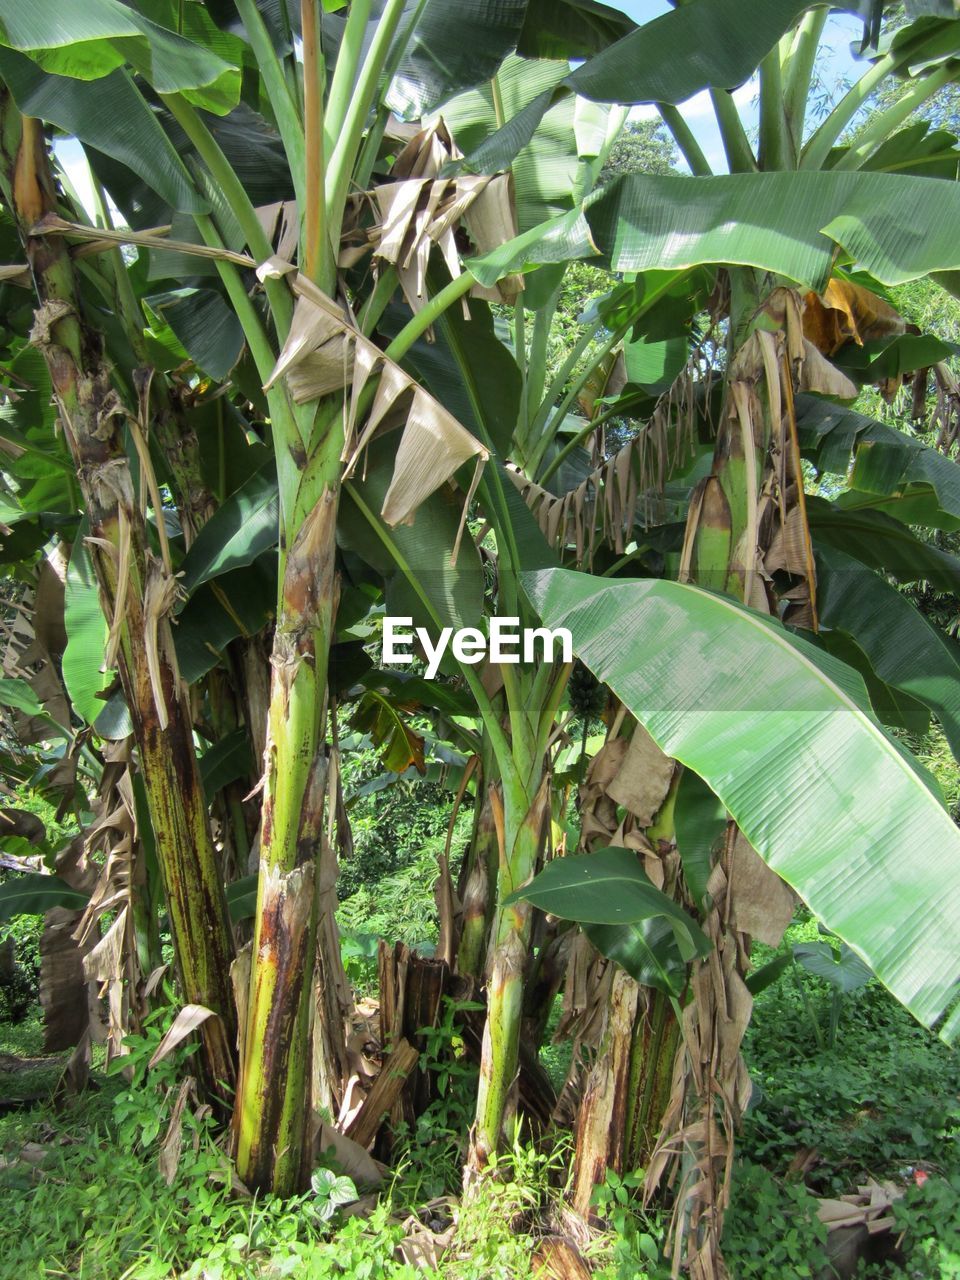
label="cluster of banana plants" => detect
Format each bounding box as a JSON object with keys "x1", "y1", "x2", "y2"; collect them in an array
[{"x1": 3, "y1": 0, "x2": 960, "y2": 1273}]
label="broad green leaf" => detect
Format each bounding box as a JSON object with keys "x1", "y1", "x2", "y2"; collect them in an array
[
  {"x1": 200, "y1": 728, "x2": 253, "y2": 801},
  {"x1": 674, "y1": 766, "x2": 726, "y2": 909},
  {"x1": 831, "y1": 332, "x2": 953, "y2": 381},
  {"x1": 466, "y1": 207, "x2": 597, "y2": 289},
  {"x1": 816, "y1": 544, "x2": 960, "y2": 759},
  {"x1": 465, "y1": 0, "x2": 814, "y2": 175},
  {"x1": 0, "y1": 872, "x2": 89, "y2": 921},
  {"x1": 745, "y1": 953, "x2": 792, "y2": 996},
  {"x1": 179, "y1": 461, "x2": 278, "y2": 593},
  {"x1": 380, "y1": 286, "x2": 521, "y2": 458},
  {"x1": 797, "y1": 394, "x2": 960, "y2": 517},
  {"x1": 860, "y1": 120, "x2": 960, "y2": 180},
  {"x1": 147, "y1": 289, "x2": 244, "y2": 380},
  {"x1": 386, "y1": 0, "x2": 528, "y2": 119},
  {"x1": 63, "y1": 524, "x2": 111, "y2": 726},
  {"x1": 0, "y1": 0, "x2": 241, "y2": 113},
  {"x1": 226, "y1": 874, "x2": 257, "y2": 923},
  {"x1": 523, "y1": 567, "x2": 960, "y2": 1040},
  {"x1": 834, "y1": 489, "x2": 960, "y2": 532},
  {"x1": 442, "y1": 56, "x2": 581, "y2": 233},
  {"x1": 794, "y1": 941, "x2": 873, "y2": 994},
  {"x1": 585, "y1": 172, "x2": 960, "y2": 293},
  {"x1": 820, "y1": 629, "x2": 931, "y2": 738},
  {"x1": 809, "y1": 499, "x2": 960, "y2": 590},
  {"x1": 0, "y1": 677, "x2": 43, "y2": 717},
  {"x1": 94, "y1": 689, "x2": 133, "y2": 740},
  {"x1": 0, "y1": 50, "x2": 207, "y2": 214},
  {"x1": 583, "y1": 916, "x2": 687, "y2": 996},
  {"x1": 504, "y1": 846, "x2": 711, "y2": 963},
  {"x1": 517, "y1": 0, "x2": 635, "y2": 59},
  {"x1": 175, "y1": 559, "x2": 275, "y2": 684},
  {"x1": 359, "y1": 668, "x2": 475, "y2": 720}
]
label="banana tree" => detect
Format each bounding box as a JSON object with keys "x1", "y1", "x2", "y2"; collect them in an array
[{"x1": 0, "y1": 0, "x2": 644, "y2": 1194}]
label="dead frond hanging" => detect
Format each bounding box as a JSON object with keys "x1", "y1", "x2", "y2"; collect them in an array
[{"x1": 259, "y1": 259, "x2": 488, "y2": 528}]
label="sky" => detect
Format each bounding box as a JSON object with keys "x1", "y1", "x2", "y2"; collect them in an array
[
  {"x1": 614, "y1": 0, "x2": 870, "y2": 171},
  {"x1": 56, "y1": 3, "x2": 876, "y2": 213}
]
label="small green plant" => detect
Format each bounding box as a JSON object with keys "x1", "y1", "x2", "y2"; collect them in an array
[
  {"x1": 105, "y1": 997, "x2": 201, "y2": 1151},
  {"x1": 590, "y1": 1168, "x2": 670, "y2": 1280},
  {"x1": 309, "y1": 1166, "x2": 358, "y2": 1223},
  {"x1": 392, "y1": 997, "x2": 483, "y2": 1201},
  {"x1": 722, "y1": 1160, "x2": 832, "y2": 1280},
  {"x1": 883, "y1": 1173, "x2": 960, "y2": 1279}
]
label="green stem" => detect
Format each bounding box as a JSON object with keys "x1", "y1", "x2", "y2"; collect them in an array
[
  {"x1": 162, "y1": 94, "x2": 293, "y2": 337},
  {"x1": 801, "y1": 49, "x2": 903, "y2": 170},
  {"x1": 709, "y1": 88, "x2": 758, "y2": 172},
  {"x1": 190, "y1": 214, "x2": 305, "y2": 514},
  {"x1": 358, "y1": 264, "x2": 399, "y2": 336},
  {"x1": 832, "y1": 62, "x2": 958, "y2": 170},
  {"x1": 323, "y1": 0, "x2": 372, "y2": 152},
  {"x1": 301, "y1": 0, "x2": 333, "y2": 291},
  {"x1": 234, "y1": 0, "x2": 305, "y2": 207},
  {"x1": 782, "y1": 7, "x2": 828, "y2": 152},
  {"x1": 759, "y1": 48, "x2": 790, "y2": 169},
  {"x1": 657, "y1": 103, "x2": 713, "y2": 176},
  {"x1": 530, "y1": 324, "x2": 627, "y2": 478},
  {"x1": 325, "y1": 0, "x2": 413, "y2": 243},
  {"x1": 537, "y1": 395, "x2": 643, "y2": 489},
  {"x1": 384, "y1": 269, "x2": 478, "y2": 362}
]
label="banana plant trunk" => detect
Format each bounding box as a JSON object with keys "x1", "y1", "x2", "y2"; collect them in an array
[
  {"x1": 0, "y1": 102, "x2": 237, "y2": 1099},
  {"x1": 232, "y1": 480, "x2": 349, "y2": 1195},
  {"x1": 648, "y1": 271, "x2": 817, "y2": 1278},
  {"x1": 468, "y1": 764, "x2": 551, "y2": 1172}
]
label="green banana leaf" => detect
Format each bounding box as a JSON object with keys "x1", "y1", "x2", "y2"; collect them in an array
[
  {"x1": 831, "y1": 333, "x2": 954, "y2": 382},
  {"x1": 858, "y1": 120, "x2": 960, "y2": 180},
  {"x1": 808, "y1": 499, "x2": 960, "y2": 590},
  {"x1": 442, "y1": 56, "x2": 585, "y2": 233},
  {"x1": 179, "y1": 461, "x2": 279, "y2": 594},
  {"x1": 797, "y1": 394, "x2": 960, "y2": 517},
  {"x1": 517, "y1": 0, "x2": 635, "y2": 59},
  {"x1": 0, "y1": 50, "x2": 208, "y2": 214},
  {"x1": 200, "y1": 727, "x2": 254, "y2": 801},
  {"x1": 816, "y1": 544, "x2": 960, "y2": 759},
  {"x1": 0, "y1": 677, "x2": 44, "y2": 717},
  {"x1": 674, "y1": 766, "x2": 727, "y2": 909},
  {"x1": 582, "y1": 917, "x2": 689, "y2": 997},
  {"x1": 386, "y1": 0, "x2": 528, "y2": 119},
  {"x1": 175, "y1": 559, "x2": 275, "y2": 684},
  {"x1": 147, "y1": 289, "x2": 245, "y2": 381},
  {"x1": 465, "y1": 0, "x2": 817, "y2": 174},
  {"x1": 225, "y1": 873, "x2": 257, "y2": 923},
  {"x1": 0, "y1": 0, "x2": 241, "y2": 113},
  {"x1": 820, "y1": 629, "x2": 931, "y2": 737},
  {"x1": 832, "y1": 490, "x2": 960, "y2": 533},
  {"x1": 463, "y1": 0, "x2": 906, "y2": 175},
  {"x1": 62, "y1": 523, "x2": 111, "y2": 727},
  {"x1": 504, "y1": 845, "x2": 711, "y2": 962},
  {"x1": 523, "y1": 566, "x2": 960, "y2": 1041},
  {"x1": 380, "y1": 288, "x2": 521, "y2": 458},
  {"x1": 585, "y1": 172, "x2": 960, "y2": 292},
  {"x1": 0, "y1": 872, "x2": 89, "y2": 921}
]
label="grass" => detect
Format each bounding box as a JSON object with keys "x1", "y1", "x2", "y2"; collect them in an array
[{"x1": 2, "y1": 757, "x2": 959, "y2": 1278}]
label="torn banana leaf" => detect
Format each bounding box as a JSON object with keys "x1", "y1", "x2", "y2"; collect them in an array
[
  {"x1": 523, "y1": 566, "x2": 960, "y2": 1042},
  {"x1": 259, "y1": 261, "x2": 488, "y2": 528}
]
